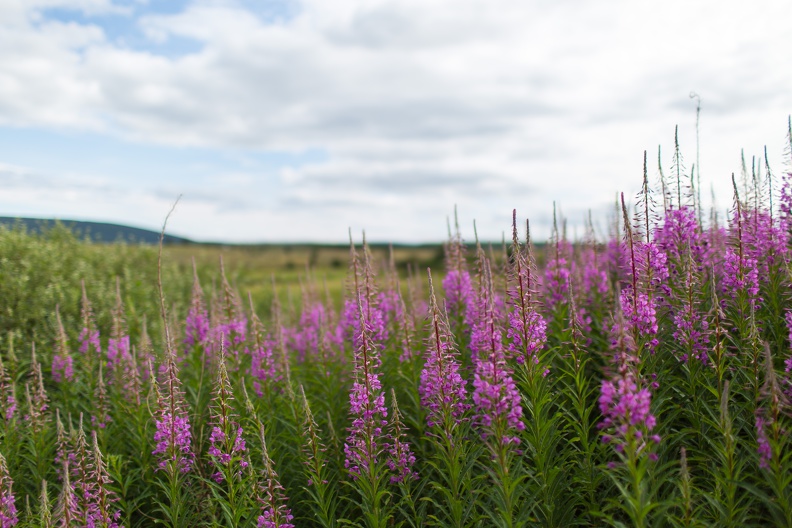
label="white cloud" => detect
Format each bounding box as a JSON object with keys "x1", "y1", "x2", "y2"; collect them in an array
[{"x1": 0, "y1": 0, "x2": 790, "y2": 242}]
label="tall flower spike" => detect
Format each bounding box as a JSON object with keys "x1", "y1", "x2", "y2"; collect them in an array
[
  {"x1": 248, "y1": 292, "x2": 278, "y2": 396},
  {"x1": 300, "y1": 385, "x2": 328, "y2": 485},
  {"x1": 419, "y1": 269, "x2": 468, "y2": 429},
  {"x1": 442, "y1": 209, "x2": 476, "y2": 326},
  {"x1": 185, "y1": 258, "x2": 209, "y2": 349},
  {"x1": 0, "y1": 451, "x2": 18, "y2": 528},
  {"x1": 86, "y1": 431, "x2": 120, "y2": 527},
  {"x1": 344, "y1": 293, "x2": 389, "y2": 479},
  {"x1": 52, "y1": 306, "x2": 74, "y2": 383},
  {"x1": 107, "y1": 278, "x2": 131, "y2": 382},
  {"x1": 70, "y1": 416, "x2": 94, "y2": 521},
  {"x1": 92, "y1": 363, "x2": 110, "y2": 430},
  {"x1": 137, "y1": 315, "x2": 155, "y2": 382},
  {"x1": 26, "y1": 344, "x2": 49, "y2": 434},
  {"x1": 386, "y1": 390, "x2": 417, "y2": 484},
  {"x1": 152, "y1": 350, "x2": 194, "y2": 475},
  {"x1": 544, "y1": 204, "x2": 573, "y2": 310},
  {"x1": 598, "y1": 366, "x2": 660, "y2": 458},
  {"x1": 471, "y1": 259, "x2": 524, "y2": 446},
  {"x1": 257, "y1": 425, "x2": 295, "y2": 528},
  {"x1": 79, "y1": 281, "x2": 101, "y2": 359},
  {"x1": 39, "y1": 480, "x2": 52, "y2": 528},
  {"x1": 53, "y1": 458, "x2": 79, "y2": 527},
  {"x1": 209, "y1": 257, "x2": 247, "y2": 363},
  {"x1": 207, "y1": 348, "x2": 248, "y2": 484},
  {"x1": 723, "y1": 175, "x2": 761, "y2": 310},
  {"x1": 152, "y1": 202, "x2": 195, "y2": 476},
  {"x1": 0, "y1": 355, "x2": 15, "y2": 424},
  {"x1": 507, "y1": 213, "x2": 547, "y2": 364}
]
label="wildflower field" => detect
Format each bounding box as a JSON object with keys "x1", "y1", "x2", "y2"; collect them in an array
[{"x1": 2, "y1": 121, "x2": 792, "y2": 528}]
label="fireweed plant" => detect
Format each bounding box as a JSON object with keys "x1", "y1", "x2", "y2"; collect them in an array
[{"x1": 4, "y1": 121, "x2": 792, "y2": 526}]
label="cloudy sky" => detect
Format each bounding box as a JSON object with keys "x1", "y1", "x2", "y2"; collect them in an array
[{"x1": 0, "y1": 0, "x2": 790, "y2": 243}]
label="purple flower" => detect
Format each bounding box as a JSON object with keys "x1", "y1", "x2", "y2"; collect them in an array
[
  {"x1": 257, "y1": 428, "x2": 295, "y2": 528},
  {"x1": 672, "y1": 298, "x2": 710, "y2": 364},
  {"x1": 655, "y1": 206, "x2": 705, "y2": 269},
  {"x1": 470, "y1": 263, "x2": 524, "y2": 446},
  {"x1": 208, "y1": 354, "x2": 249, "y2": 485},
  {"x1": 84, "y1": 431, "x2": 121, "y2": 528},
  {"x1": 443, "y1": 269, "x2": 475, "y2": 323},
  {"x1": 784, "y1": 311, "x2": 792, "y2": 379},
  {"x1": 756, "y1": 415, "x2": 772, "y2": 470},
  {"x1": 248, "y1": 307, "x2": 282, "y2": 395},
  {"x1": 387, "y1": 391, "x2": 417, "y2": 484},
  {"x1": 472, "y1": 358, "x2": 524, "y2": 445},
  {"x1": 741, "y1": 209, "x2": 788, "y2": 276},
  {"x1": 722, "y1": 247, "x2": 761, "y2": 308},
  {"x1": 580, "y1": 247, "x2": 610, "y2": 298},
  {"x1": 543, "y1": 255, "x2": 571, "y2": 310},
  {"x1": 420, "y1": 272, "x2": 468, "y2": 429},
  {"x1": 54, "y1": 458, "x2": 80, "y2": 526},
  {"x1": 52, "y1": 307, "x2": 75, "y2": 383},
  {"x1": 152, "y1": 355, "x2": 194, "y2": 475},
  {"x1": 620, "y1": 289, "x2": 659, "y2": 350},
  {"x1": 92, "y1": 364, "x2": 110, "y2": 430},
  {"x1": 25, "y1": 350, "x2": 49, "y2": 433},
  {"x1": 339, "y1": 296, "x2": 388, "y2": 353},
  {"x1": 506, "y1": 294, "x2": 547, "y2": 365},
  {"x1": 344, "y1": 295, "x2": 390, "y2": 479},
  {"x1": 79, "y1": 281, "x2": 101, "y2": 358},
  {"x1": 0, "y1": 359, "x2": 14, "y2": 424},
  {"x1": 506, "y1": 221, "x2": 548, "y2": 364},
  {"x1": 598, "y1": 371, "x2": 660, "y2": 456},
  {"x1": 185, "y1": 264, "x2": 209, "y2": 348},
  {"x1": 0, "y1": 453, "x2": 18, "y2": 528},
  {"x1": 153, "y1": 411, "x2": 193, "y2": 473}
]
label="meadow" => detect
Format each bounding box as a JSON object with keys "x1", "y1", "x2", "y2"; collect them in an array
[{"x1": 1, "y1": 120, "x2": 792, "y2": 527}]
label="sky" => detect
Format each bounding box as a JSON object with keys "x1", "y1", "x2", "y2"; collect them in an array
[{"x1": 0, "y1": 0, "x2": 790, "y2": 243}]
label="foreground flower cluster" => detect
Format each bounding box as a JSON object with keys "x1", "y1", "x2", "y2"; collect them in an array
[{"x1": 1, "y1": 121, "x2": 792, "y2": 527}]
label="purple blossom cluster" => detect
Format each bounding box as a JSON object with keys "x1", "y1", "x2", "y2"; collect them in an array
[
  {"x1": 153, "y1": 411, "x2": 194, "y2": 474},
  {"x1": 257, "y1": 430, "x2": 295, "y2": 528},
  {"x1": 620, "y1": 289, "x2": 659, "y2": 350},
  {"x1": 598, "y1": 373, "x2": 660, "y2": 456},
  {"x1": 472, "y1": 356, "x2": 524, "y2": 446},
  {"x1": 580, "y1": 248, "x2": 609, "y2": 298},
  {"x1": 52, "y1": 308, "x2": 74, "y2": 383},
  {"x1": 152, "y1": 358, "x2": 194, "y2": 475},
  {"x1": 339, "y1": 296, "x2": 388, "y2": 352},
  {"x1": 543, "y1": 253, "x2": 571, "y2": 310},
  {"x1": 635, "y1": 242, "x2": 670, "y2": 288},
  {"x1": 506, "y1": 307, "x2": 547, "y2": 365},
  {"x1": 655, "y1": 206, "x2": 705, "y2": 268},
  {"x1": 741, "y1": 210, "x2": 788, "y2": 275},
  {"x1": 0, "y1": 453, "x2": 17, "y2": 528},
  {"x1": 79, "y1": 282, "x2": 101, "y2": 358},
  {"x1": 419, "y1": 273, "x2": 468, "y2": 429},
  {"x1": 208, "y1": 357, "x2": 249, "y2": 483},
  {"x1": 755, "y1": 414, "x2": 772, "y2": 470},
  {"x1": 672, "y1": 299, "x2": 710, "y2": 364},
  {"x1": 208, "y1": 425, "x2": 248, "y2": 483},
  {"x1": 0, "y1": 361, "x2": 14, "y2": 423},
  {"x1": 722, "y1": 248, "x2": 761, "y2": 307},
  {"x1": 442, "y1": 269, "x2": 475, "y2": 323},
  {"x1": 419, "y1": 329, "x2": 468, "y2": 429},
  {"x1": 185, "y1": 267, "x2": 209, "y2": 349},
  {"x1": 344, "y1": 297, "x2": 392, "y2": 479},
  {"x1": 387, "y1": 413, "x2": 417, "y2": 484}
]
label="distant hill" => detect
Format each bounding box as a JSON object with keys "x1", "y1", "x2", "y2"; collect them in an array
[{"x1": 0, "y1": 217, "x2": 192, "y2": 245}]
